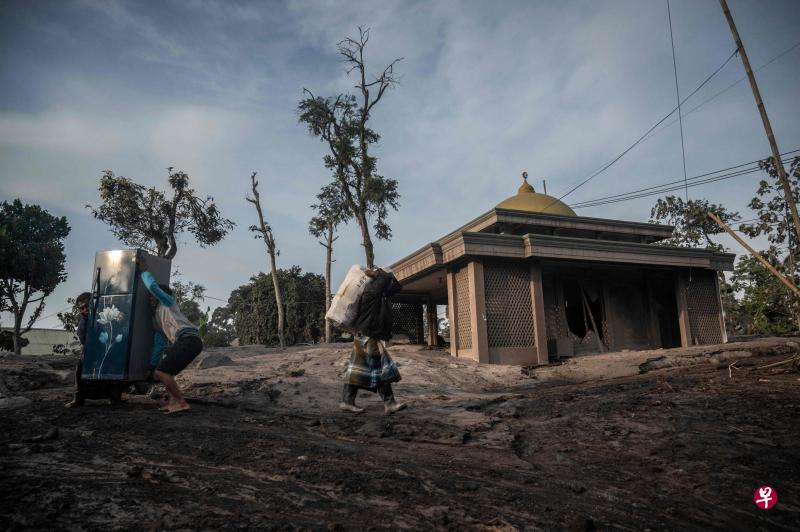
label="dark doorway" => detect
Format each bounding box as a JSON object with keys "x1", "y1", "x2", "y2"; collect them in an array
[
  {"x1": 562, "y1": 279, "x2": 606, "y2": 353},
  {"x1": 649, "y1": 274, "x2": 681, "y2": 348}
]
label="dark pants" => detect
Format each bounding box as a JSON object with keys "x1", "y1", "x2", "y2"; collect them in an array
[
  {"x1": 157, "y1": 335, "x2": 203, "y2": 376},
  {"x1": 342, "y1": 383, "x2": 394, "y2": 404}
]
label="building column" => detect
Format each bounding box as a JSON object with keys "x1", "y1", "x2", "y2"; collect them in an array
[
  {"x1": 446, "y1": 270, "x2": 458, "y2": 357},
  {"x1": 675, "y1": 271, "x2": 692, "y2": 347},
  {"x1": 427, "y1": 295, "x2": 438, "y2": 349},
  {"x1": 529, "y1": 261, "x2": 549, "y2": 365},
  {"x1": 714, "y1": 272, "x2": 728, "y2": 343},
  {"x1": 467, "y1": 260, "x2": 489, "y2": 363}
]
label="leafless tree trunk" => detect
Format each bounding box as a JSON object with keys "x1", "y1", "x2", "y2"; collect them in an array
[
  {"x1": 2, "y1": 278, "x2": 46, "y2": 355},
  {"x1": 317, "y1": 221, "x2": 339, "y2": 343},
  {"x1": 339, "y1": 28, "x2": 401, "y2": 268},
  {"x1": 246, "y1": 172, "x2": 285, "y2": 349}
]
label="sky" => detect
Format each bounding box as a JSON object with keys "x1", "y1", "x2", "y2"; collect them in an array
[{"x1": 1, "y1": 0, "x2": 799, "y2": 329}]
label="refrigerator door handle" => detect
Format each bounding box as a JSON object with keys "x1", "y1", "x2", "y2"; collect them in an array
[{"x1": 92, "y1": 267, "x2": 101, "y2": 313}]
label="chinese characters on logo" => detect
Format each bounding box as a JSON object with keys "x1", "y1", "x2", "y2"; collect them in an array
[{"x1": 753, "y1": 486, "x2": 777, "y2": 510}]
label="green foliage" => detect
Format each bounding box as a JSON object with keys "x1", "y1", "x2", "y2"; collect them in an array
[
  {"x1": 728, "y1": 156, "x2": 800, "y2": 334},
  {"x1": 730, "y1": 253, "x2": 795, "y2": 335},
  {"x1": 204, "y1": 305, "x2": 236, "y2": 347},
  {"x1": 309, "y1": 182, "x2": 349, "y2": 238},
  {"x1": 57, "y1": 297, "x2": 81, "y2": 333},
  {"x1": 170, "y1": 278, "x2": 207, "y2": 326},
  {"x1": 229, "y1": 266, "x2": 325, "y2": 346},
  {"x1": 0, "y1": 330, "x2": 29, "y2": 352},
  {"x1": 738, "y1": 156, "x2": 800, "y2": 275},
  {"x1": 0, "y1": 199, "x2": 70, "y2": 354},
  {"x1": 88, "y1": 168, "x2": 234, "y2": 259},
  {"x1": 650, "y1": 196, "x2": 739, "y2": 251}
]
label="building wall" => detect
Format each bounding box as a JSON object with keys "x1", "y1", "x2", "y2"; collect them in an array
[
  {"x1": 685, "y1": 269, "x2": 725, "y2": 345},
  {"x1": 447, "y1": 260, "x2": 726, "y2": 365},
  {"x1": 1, "y1": 328, "x2": 78, "y2": 355},
  {"x1": 484, "y1": 260, "x2": 535, "y2": 364},
  {"x1": 447, "y1": 259, "x2": 547, "y2": 365}
]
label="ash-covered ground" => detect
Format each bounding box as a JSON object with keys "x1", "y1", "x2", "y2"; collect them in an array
[{"x1": 1, "y1": 338, "x2": 799, "y2": 530}]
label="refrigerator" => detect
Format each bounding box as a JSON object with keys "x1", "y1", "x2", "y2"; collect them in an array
[{"x1": 82, "y1": 249, "x2": 171, "y2": 382}]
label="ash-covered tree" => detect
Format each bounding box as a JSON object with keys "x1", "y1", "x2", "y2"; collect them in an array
[
  {"x1": 246, "y1": 172, "x2": 285, "y2": 349},
  {"x1": 229, "y1": 267, "x2": 325, "y2": 346},
  {"x1": 730, "y1": 252, "x2": 795, "y2": 335},
  {"x1": 309, "y1": 182, "x2": 349, "y2": 343},
  {"x1": 88, "y1": 168, "x2": 234, "y2": 259},
  {"x1": 735, "y1": 156, "x2": 800, "y2": 332},
  {"x1": 650, "y1": 196, "x2": 740, "y2": 251},
  {"x1": 203, "y1": 305, "x2": 236, "y2": 347},
  {"x1": 298, "y1": 27, "x2": 401, "y2": 268},
  {"x1": 0, "y1": 200, "x2": 70, "y2": 354}
]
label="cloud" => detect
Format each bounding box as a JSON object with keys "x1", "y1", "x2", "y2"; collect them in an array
[
  {"x1": 148, "y1": 106, "x2": 255, "y2": 171},
  {"x1": 0, "y1": 110, "x2": 124, "y2": 156}
]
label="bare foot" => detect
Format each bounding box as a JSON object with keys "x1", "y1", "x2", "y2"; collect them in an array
[{"x1": 163, "y1": 403, "x2": 190, "y2": 415}]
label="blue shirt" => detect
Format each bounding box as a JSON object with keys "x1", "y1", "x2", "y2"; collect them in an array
[{"x1": 142, "y1": 271, "x2": 172, "y2": 369}]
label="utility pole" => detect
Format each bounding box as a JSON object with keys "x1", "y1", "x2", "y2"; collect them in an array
[
  {"x1": 707, "y1": 211, "x2": 800, "y2": 297},
  {"x1": 719, "y1": 0, "x2": 800, "y2": 245}
]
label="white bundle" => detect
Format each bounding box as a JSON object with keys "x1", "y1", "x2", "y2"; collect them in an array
[{"x1": 325, "y1": 265, "x2": 372, "y2": 328}]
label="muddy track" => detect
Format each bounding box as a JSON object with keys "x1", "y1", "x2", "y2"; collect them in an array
[{"x1": 1, "y1": 344, "x2": 799, "y2": 530}]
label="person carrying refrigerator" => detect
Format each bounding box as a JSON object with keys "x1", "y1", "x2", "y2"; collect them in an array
[
  {"x1": 65, "y1": 291, "x2": 124, "y2": 408},
  {"x1": 137, "y1": 256, "x2": 203, "y2": 414}
]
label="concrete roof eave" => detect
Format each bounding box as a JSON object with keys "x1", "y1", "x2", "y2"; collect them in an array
[{"x1": 392, "y1": 232, "x2": 735, "y2": 282}]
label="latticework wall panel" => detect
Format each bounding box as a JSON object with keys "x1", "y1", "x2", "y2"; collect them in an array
[
  {"x1": 391, "y1": 302, "x2": 424, "y2": 344},
  {"x1": 455, "y1": 267, "x2": 472, "y2": 350},
  {"x1": 686, "y1": 271, "x2": 723, "y2": 345},
  {"x1": 543, "y1": 278, "x2": 565, "y2": 342},
  {"x1": 484, "y1": 262, "x2": 534, "y2": 348}
]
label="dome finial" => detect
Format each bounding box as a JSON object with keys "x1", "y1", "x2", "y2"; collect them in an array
[{"x1": 519, "y1": 171, "x2": 535, "y2": 194}]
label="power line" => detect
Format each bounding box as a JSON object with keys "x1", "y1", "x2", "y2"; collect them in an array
[
  {"x1": 666, "y1": 0, "x2": 689, "y2": 202},
  {"x1": 642, "y1": 39, "x2": 800, "y2": 143},
  {"x1": 571, "y1": 150, "x2": 799, "y2": 206},
  {"x1": 546, "y1": 47, "x2": 739, "y2": 210},
  {"x1": 570, "y1": 149, "x2": 800, "y2": 209}
]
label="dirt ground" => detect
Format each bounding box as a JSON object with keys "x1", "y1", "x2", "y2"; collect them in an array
[{"x1": 1, "y1": 337, "x2": 799, "y2": 531}]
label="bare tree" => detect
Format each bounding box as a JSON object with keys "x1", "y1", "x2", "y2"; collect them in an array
[
  {"x1": 298, "y1": 27, "x2": 401, "y2": 268},
  {"x1": 309, "y1": 183, "x2": 348, "y2": 342},
  {"x1": 246, "y1": 172, "x2": 285, "y2": 349}
]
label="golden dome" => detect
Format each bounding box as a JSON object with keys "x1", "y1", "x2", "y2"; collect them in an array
[{"x1": 496, "y1": 177, "x2": 577, "y2": 217}]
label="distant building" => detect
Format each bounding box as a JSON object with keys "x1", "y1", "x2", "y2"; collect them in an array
[
  {"x1": 1, "y1": 328, "x2": 78, "y2": 355},
  {"x1": 390, "y1": 177, "x2": 734, "y2": 365}
]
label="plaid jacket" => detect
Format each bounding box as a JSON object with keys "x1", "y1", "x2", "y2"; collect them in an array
[{"x1": 343, "y1": 337, "x2": 401, "y2": 390}]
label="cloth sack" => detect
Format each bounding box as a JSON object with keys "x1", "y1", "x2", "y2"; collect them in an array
[
  {"x1": 326, "y1": 265, "x2": 372, "y2": 328},
  {"x1": 343, "y1": 337, "x2": 401, "y2": 391}
]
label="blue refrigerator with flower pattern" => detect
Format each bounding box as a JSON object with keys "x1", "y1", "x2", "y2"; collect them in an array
[{"x1": 82, "y1": 249, "x2": 171, "y2": 381}]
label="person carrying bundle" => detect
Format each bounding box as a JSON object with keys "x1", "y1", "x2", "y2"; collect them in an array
[{"x1": 339, "y1": 268, "x2": 407, "y2": 415}]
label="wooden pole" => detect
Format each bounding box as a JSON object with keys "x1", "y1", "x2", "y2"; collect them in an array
[
  {"x1": 718, "y1": 0, "x2": 800, "y2": 245},
  {"x1": 707, "y1": 211, "x2": 800, "y2": 297}
]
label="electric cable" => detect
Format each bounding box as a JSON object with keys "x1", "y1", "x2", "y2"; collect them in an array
[
  {"x1": 570, "y1": 150, "x2": 800, "y2": 208},
  {"x1": 643, "y1": 39, "x2": 800, "y2": 143},
  {"x1": 545, "y1": 47, "x2": 739, "y2": 212},
  {"x1": 667, "y1": 0, "x2": 690, "y2": 202}
]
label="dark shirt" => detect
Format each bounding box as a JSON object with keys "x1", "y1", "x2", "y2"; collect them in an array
[
  {"x1": 77, "y1": 314, "x2": 88, "y2": 346},
  {"x1": 354, "y1": 270, "x2": 402, "y2": 340}
]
